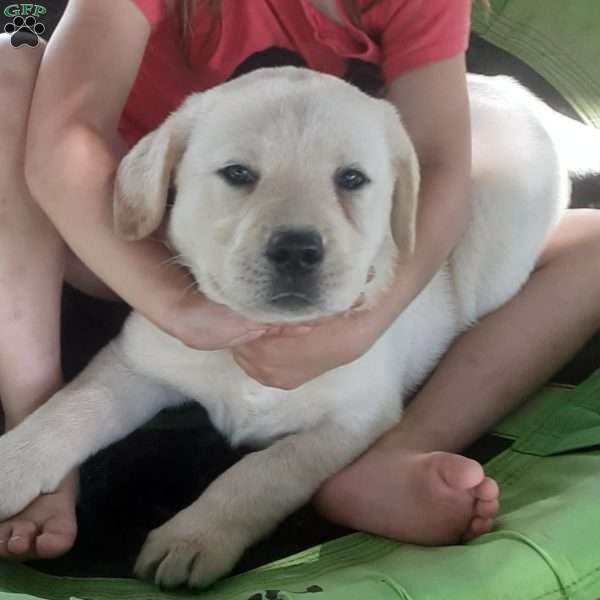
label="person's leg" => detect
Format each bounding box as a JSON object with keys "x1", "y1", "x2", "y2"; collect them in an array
[
  {"x1": 316, "y1": 209, "x2": 600, "y2": 544},
  {"x1": 0, "y1": 33, "x2": 115, "y2": 560}
]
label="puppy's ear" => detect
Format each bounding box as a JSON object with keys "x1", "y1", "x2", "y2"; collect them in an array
[
  {"x1": 384, "y1": 105, "x2": 420, "y2": 257},
  {"x1": 113, "y1": 99, "x2": 196, "y2": 241}
]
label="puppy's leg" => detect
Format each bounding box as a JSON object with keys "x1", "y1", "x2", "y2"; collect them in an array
[
  {"x1": 135, "y1": 418, "x2": 379, "y2": 589},
  {"x1": 0, "y1": 342, "x2": 181, "y2": 519}
]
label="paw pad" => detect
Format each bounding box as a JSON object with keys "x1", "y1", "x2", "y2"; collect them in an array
[{"x1": 4, "y1": 15, "x2": 45, "y2": 48}]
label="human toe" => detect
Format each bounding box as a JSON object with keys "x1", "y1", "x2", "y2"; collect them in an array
[
  {"x1": 432, "y1": 452, "x2": 485, "y2": 490},
  {"x1": 5, "y1": 520, "x2": 38, "y2": 555},
  {"x1": 35, "y1": 514, "x2": 77, "y2": 559}
]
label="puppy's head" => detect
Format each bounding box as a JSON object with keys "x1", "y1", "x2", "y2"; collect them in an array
[{"x1": 115, "y1": 67, "x2": 419, "y2": 322}]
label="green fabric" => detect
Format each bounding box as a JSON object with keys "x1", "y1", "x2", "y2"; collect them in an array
[
  {"x1": 471, "y1": 0, "x2": 600, "y2": 127},
  {"x1": 1, "y1": 371, "x2": 600, "y2": 599}
]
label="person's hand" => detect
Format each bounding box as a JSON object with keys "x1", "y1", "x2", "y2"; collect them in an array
[
  {"x1": 165, "y1": 289, "x2": 317, "y2": 351},
  {"x1": 232, "y1": 306, "x2": 381, "y2": 390},
  {"x1": 165, "y1": 293, "x2": 272, "y2": 350}
]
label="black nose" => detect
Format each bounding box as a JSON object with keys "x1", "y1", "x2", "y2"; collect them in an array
[{"x1": 266, "y1": 229, "x2": 324, "y2": 274}]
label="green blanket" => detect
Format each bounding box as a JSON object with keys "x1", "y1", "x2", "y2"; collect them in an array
[
  {"x1": 472, "y1": 0, "x2": 600, "y2": 126},
  {"x1": 1, "y1": 372, "x2": 600, "y2": 600}
]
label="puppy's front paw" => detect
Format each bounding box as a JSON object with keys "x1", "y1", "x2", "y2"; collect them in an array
[
  {"x1": 134, "y1": 518, "x2": 247, "y2": 589},
  {"x1": 0, "y1": 436, "x2": 49, "y2": 519}
]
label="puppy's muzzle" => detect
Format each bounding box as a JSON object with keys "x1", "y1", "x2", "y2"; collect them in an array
[{"x1": 266, "y1": 228, "x2": 324, "y2": 309}]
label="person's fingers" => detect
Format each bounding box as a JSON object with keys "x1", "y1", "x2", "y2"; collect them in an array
[
  {"x1": 226, "y1": 330, "x2": 269, "y2": 347},
  {"x1": 271, "y1": 325, "x2": 313, "y2": 337}
]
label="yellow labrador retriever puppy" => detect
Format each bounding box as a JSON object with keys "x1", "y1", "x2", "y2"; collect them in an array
[{"x1": 0, "y1": 67, "x2": 595, "y2": 589}]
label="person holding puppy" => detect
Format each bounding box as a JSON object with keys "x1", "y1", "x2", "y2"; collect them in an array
[{"x1": 1, "y1": 0, "x2": 599, "y2": 562}]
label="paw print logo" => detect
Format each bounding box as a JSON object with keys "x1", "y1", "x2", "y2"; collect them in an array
[{"x1": 4, "y1": 15, "x2": 45, "y2": 48}]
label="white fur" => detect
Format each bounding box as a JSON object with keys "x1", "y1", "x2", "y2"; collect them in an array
[{"x1": 0, "y1": 69, "x2": 588, "y2": 588}]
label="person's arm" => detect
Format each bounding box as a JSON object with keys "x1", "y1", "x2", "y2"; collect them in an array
[
  {"x1": 233, "y1": 54, "x2": 472, "y2": 389},
  {"x1": 25, "y1": 0, "x2": 268, "y2": 349},
  {"x1": 383, "y1": 53, "x2": 471, "y2": 313},
  {"x1": 329, "y1": 53, "x2": 472, "y2": 339}
]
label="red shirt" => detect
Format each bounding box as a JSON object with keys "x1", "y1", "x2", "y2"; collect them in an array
[{"x1": 120, "y1": 0, "x2": 471, "y2": 146}]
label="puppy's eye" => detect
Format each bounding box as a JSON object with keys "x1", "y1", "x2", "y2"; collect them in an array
[
  {"x1": 218, "y1": 164, "x2": 258, "y2": 187},
  {"x1": 335, "y1": 168, "x2": 370, "y2": 191}
]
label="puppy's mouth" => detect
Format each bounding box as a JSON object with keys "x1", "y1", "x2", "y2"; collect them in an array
[
  {"x1": 204, "y1": 270, "x2": 321, "y2": 320},
  {"x1": 269, "y1": 291, "x2": 314, "y2": 309}
]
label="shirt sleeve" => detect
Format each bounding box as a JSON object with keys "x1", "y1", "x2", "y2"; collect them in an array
[
  {"x1": 376, "y1": 0, "x2": 471, "y2": 83},
  {"x1": 129, "y1": 0, "x2": 165, "y2": 29}
]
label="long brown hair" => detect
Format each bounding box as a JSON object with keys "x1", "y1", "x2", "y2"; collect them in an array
[{"x1": 169, "y1": 0, "x2": 217, "y2": 59}]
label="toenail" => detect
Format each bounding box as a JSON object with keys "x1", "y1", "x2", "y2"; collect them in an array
[{"x1": 9, "y1": 536, "x2": 22, "y2": 542}]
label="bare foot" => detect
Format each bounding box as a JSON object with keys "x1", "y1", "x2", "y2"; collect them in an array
[
  {"x1": 314, "y1": 448, "x2": 499, "y2": 545},
  {"x1": 0, "y1": 470, "x2": 78, "y2": 560}
]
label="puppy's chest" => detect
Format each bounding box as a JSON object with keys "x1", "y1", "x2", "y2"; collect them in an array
[
  {"x1": 175, "y1": 357, "x2": 329, "y2": 448},
  {"x1": 121, "y1": 315, "x2": 337, "y2": 448},
  {"x1": 180, "y1": 352, "x2": 326, "y2": 447}
]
